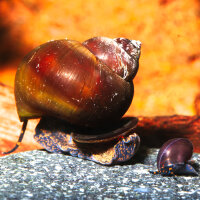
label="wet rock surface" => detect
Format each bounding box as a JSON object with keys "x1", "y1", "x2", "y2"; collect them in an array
[{"x1": 0, "y1": 147, "x2": 200, "y2": 199}]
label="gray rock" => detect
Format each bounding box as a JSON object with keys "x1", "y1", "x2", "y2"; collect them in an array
[{"x1": 0, "y1": 147, "x2": 199, "y2": 199}]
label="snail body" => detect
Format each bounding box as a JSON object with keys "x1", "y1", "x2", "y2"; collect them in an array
[
  {"x1": 4, "y1": 36, "x2": 141, "y2": 165},
  {"x1": 150, "y1": 138, "x2": 198, "y2": 176}
]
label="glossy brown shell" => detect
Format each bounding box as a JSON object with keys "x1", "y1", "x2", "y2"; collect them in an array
[{"x1": 15, "y1": 37, "x2": 141, "y2": 128}]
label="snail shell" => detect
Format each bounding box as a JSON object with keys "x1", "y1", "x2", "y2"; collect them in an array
[
  {"x1": 151, "y1": 138, "x2": 198, "y2": 176},
  {"x1": 15, "y1": 37, "x2": 141, "y2": 128}
]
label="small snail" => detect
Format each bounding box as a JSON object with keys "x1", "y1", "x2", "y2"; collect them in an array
[
  {"x1": 3, "y1": 36, "x2": 141, "y2": 165},
  {"x1": 150, "y1": 138, "x2": 198, "y2": 176}
]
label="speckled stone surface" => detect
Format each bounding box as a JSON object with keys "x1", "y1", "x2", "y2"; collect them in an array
[{"x1": 0, "y1": 147, "x2": 200, "y2": 199}]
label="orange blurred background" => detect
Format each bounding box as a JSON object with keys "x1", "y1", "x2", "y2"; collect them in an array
[{"x1": 0, "y1": 0, "x2": 200, "y2": 117}]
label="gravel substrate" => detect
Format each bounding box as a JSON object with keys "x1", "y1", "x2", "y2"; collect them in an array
[{"x1": 0, "y1": 147, "x2": 199, "y2": 199}]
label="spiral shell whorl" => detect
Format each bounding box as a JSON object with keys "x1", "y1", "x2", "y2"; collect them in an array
[{"x1": 83, "y1": 37, "x2": 141, "y2": 81}]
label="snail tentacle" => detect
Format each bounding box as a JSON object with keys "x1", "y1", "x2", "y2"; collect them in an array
[{"x1": 3, "y1": 120, "x2": 28, "y2": 154}]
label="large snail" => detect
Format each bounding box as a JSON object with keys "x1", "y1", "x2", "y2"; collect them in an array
[
  {"x1": 3, "y1": 36, "x2": 141, "y2": 165},
  {"x1": 150, "y1": 138, "x2": 198, "y2": 176}
]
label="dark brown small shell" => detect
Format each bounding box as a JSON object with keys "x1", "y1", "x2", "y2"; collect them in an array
[{"x1": 150, "y1": 138, "x2": 198, "y2": 176}]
